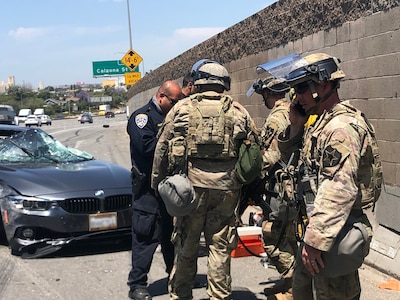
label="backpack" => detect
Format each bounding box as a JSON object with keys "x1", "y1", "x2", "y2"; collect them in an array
[
  {"x1": 354, "y1": 107, "x2": 383, "y2": 209},
  {"x1": 235, "y1": 132, "x2": 263, "y2": 185},
  {"x1": 187, "y1": 94, "x2": 235, "y2": 159}
]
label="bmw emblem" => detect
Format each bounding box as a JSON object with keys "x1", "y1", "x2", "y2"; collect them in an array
[{"x1": 94, "y1": 190, "x2": 105, "y2": 197}]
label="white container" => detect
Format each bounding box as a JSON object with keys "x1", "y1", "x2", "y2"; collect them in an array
[{"x1": 237, "y1": 226, "x2": 262, "y2": 241}]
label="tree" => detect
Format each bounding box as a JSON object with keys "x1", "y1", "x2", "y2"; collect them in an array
[
  {"x1": 76, "y1": 90, "x2": 90, "y2": 102},
  {"x1": 37, "y1": 90, "x2": 51, "y2": 101}
]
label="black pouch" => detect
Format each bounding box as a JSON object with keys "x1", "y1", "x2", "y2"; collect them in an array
[{"x1": 131, "y1": 166, "x2": 147, "y2": 195}]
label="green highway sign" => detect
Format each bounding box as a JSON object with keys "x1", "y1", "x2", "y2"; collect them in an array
[{"x1": 92, "y1": 60, "x2": 139, "y2": 77}]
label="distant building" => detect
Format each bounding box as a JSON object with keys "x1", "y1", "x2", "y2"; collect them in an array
[
  {"x1": 44, "y1": 98, "x2": 63, "y2": 105},
  {"x1": 8, "y1": 76, "x2": 15, "y2": 87},
  {"x1": 65, "y1": 96, "x2": 80, "y2": 103},
  {"x1": 102, "y1": 79, "x2": 117, "y2": 88},
  {"x1": 0, "y1": 81, "x2": 6, "y2": 94},
  {"x1": 102, "y1": 77, "x2": 125, "y2": 88}
]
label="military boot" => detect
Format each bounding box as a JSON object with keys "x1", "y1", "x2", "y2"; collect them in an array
[
  {"x1": 266, "y1": 288, "x2": 293, "y2": 300},
  {"x1": 263, "y1": 277, "x2": 292, "y2": 296},
  {"x1": 128, "y1": 288, "x2": 152, "y2": 300}
]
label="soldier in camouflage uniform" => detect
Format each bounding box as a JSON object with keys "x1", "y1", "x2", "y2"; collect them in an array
[
  {"x1": 285, "y1": 53, "x2": 381, "y2": 299},
  {"x1": 248, "y1": 70, "x2": 303, "y2": 300},
  {"x1": 151, "y1": 59, "x2": 258, "y2": 300}
]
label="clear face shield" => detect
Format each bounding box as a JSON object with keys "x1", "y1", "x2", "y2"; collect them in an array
[{"x1": 246, "y1": 53, "x2": 308, "y2": 97}]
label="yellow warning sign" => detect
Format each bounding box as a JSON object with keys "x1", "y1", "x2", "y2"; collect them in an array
[{"x1": 121, "y1": 49, "x2": 143, "y2": 71}]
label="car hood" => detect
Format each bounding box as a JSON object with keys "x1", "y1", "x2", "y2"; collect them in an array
[{"x1": 0, "y1": 160, "x2": 132, "y2": 197}]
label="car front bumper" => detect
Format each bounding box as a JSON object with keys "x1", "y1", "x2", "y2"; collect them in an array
[{"x1": 1, "y1": 200, "x2": 132, "y2": 258}]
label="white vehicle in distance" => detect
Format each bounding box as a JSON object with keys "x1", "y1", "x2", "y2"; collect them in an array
[
  {"x1": 25, "y1": 115, "x2": 42, "y2": 127},
  {"x1": 18, "y1": 108, "x2": 32, "y2": 124},
  {"x1": 40, "y1": 115, "x2": 52, "y2": 126},
  {"x1": 34, "y1": 108, "x2": 45, "y2": 116}
]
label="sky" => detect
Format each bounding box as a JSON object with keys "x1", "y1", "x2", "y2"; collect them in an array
[{"x1": 0, "y1": 0, "x2": 276, "y2": 88}]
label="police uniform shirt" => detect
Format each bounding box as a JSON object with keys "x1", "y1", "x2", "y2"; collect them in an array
[{"x1": 127, "y1": 96, "x2": 165, "y2": 176}]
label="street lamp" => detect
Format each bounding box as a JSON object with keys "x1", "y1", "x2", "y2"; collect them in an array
[
  {"x1": 126, "y1": 0, "x2": 133, "y2": 50},
  {"x1": 125, "y1": 0, "x2": 145, "y2": 74}
]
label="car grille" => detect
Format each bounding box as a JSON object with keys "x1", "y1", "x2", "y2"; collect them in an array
[{"x1": 60, "y1": 194, "x2": 132, "y2": 214}]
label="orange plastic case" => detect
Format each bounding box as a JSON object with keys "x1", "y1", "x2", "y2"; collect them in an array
[{"x1": 231, "y1": 226, "x2": 264, "y2": 258}]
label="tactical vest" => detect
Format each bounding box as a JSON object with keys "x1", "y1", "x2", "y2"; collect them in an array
[
  {"x1": 186, "y1": 93, "x2": 236, "y2": 159},
  {"x1": 302, "y1": 102, "x2": 382, "y2": 210}
]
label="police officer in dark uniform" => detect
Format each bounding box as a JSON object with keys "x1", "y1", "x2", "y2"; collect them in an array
[{"x1": 127, "y1": 80, "x2": 182, "y2": 300}]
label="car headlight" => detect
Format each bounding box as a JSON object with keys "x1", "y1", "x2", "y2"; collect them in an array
[
  {"x1": 0, "y1": 184, "x2": 13, "y2": 198},
  {"x1": 8, "y1": 195, "x2": 53, "y2": 211}
]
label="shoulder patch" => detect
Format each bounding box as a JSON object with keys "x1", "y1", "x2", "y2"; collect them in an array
[
  {"x1": 322, "y1": 145, "x2": 342, "y2": 168},
  {"x1": 264, "y1": 126, "x2": 275, "y2": 140},
  {"x1": 135, "y1": 113, "x2": 148, "y2": 129}
]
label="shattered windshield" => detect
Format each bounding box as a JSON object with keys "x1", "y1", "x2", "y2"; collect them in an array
[{"x1": 0, "y1": 128, "x2": 93, "y2": 164}]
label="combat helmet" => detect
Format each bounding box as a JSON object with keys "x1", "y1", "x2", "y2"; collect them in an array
[
  {"x1": 250, "y1": 76, "x2": 290, "y2": 95},
  {"x1": 285, "y1": 53, "x2": 345, "y2": 86},
  {"x1": 191, "y1": 59, "x2": 231, "y2": 91}
]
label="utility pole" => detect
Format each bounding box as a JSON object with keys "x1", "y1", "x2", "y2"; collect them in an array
[
  {"x1": 126, "y1": 0, "x2": 144, "y2": 74},
  {"x1": 126, "y1": 0, "x2": 133, "y2": 49}
]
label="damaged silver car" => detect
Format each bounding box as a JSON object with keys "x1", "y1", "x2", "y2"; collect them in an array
[{"x1": 0, "y1": 125, "x2": 132, "y2": 258}]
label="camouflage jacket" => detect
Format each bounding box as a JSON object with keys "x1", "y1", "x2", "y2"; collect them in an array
[
  {"x1": 301, "y1": 102, "x2": 377, "y2": 251},
  {"x1": 261, "y1": 99, "x2": 303, "y2": 218},
  {"x1": 151, "y1": 91, "x2": 258, "y2": 191},
  {"x1": 260, "y1": 99, "x2": 290, "y2": 174}
]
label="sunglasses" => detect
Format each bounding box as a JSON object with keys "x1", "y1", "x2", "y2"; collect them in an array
[
  {"x1": 161, "y1": 93, "x2": 179, "y2": 104},
  {"x1": 293, "y1": 82, "x2": 310, "y2": 95}
]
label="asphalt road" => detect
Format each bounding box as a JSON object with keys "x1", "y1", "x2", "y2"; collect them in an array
[{"x1": 0, "y1": 114, "x2": 398, "y2": 300}]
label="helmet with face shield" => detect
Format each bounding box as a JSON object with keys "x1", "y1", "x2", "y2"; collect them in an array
[
  {"x1": 250, "y1": 76, "x2": 290, "y2": 96},
  {"x1": 246, "y1": 53, "x2": 303, "y2": 97},
  {"x1": 285, "y1": 53, "x2": 345, "y2": 86}
]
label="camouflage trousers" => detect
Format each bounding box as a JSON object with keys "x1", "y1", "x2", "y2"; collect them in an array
[
  {"x1": 292, "y1": 249, "x2": 361, "y2": 300},
  {"x1": 168, "y1": 187, "x2": 239, "y2": 300},
  {"x1": 262, "y1": 219, "x2": 297, "y2": 279}
]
